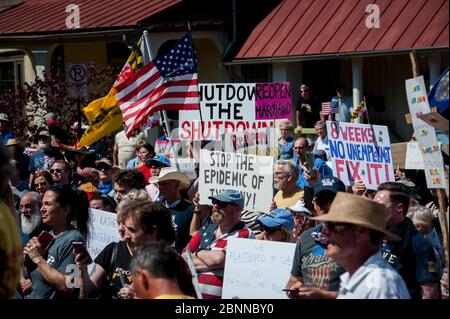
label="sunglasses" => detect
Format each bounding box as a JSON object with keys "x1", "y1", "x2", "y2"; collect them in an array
[
  {"x1": 324, "y1": 221, "x2": 353, "y2": 232},
  {"x1": 262, "y1": 226, "x2": 281, "y2": 234},
  {"x1": 96, "y1": 164, "x2": 111, "y2": 171},
  {"x1": 50, "y1": 168, "x2": 63, "y2": 174},
  {"x1": 211, "y1": 200, "x2": 235, "y2": 209}
]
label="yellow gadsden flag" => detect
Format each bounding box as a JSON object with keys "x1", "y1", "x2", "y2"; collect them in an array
[{"x1": 77, "y1": 38, "x2": 144, "y2": 148}]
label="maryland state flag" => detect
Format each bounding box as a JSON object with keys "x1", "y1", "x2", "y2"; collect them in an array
[{"x1": 77, "y1": 38, "x2": 145, "y2": 148}]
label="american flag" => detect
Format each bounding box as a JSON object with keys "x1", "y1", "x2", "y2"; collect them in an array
[
  {"x1": 322, "y1": 102, "x2": 332, "y2": 116},
  {"x1": 116, "y1": 32, "x2": 200, "y2": 137},
  {"x1": 322, "y1": 101, "x2": 338, "y2": 116}
]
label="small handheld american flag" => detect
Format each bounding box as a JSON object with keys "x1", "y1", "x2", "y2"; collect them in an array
[{"x1": 322, "y1": 101, "x2": 338, "y2": 116}]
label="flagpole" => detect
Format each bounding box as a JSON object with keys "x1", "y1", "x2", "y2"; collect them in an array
[
  {"x1": 142, "y1": 30, "x2": 180, "y2": 171},
  {"x1": 186, "y1": 22, "x2": 206, "y2": 144}
]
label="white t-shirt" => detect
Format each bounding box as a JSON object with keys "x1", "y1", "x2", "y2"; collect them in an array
[
  {"x1": 114, "y1": 130, "x2": 144, "y2": 169},
  {"x1": 337, "y1": 251, "x2": 410, "y2": 299}
]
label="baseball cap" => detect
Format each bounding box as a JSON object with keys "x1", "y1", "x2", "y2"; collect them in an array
[
  {"x1": 146, "y1": 154, "x2": 171, "y2": 168},
  {"x1": 0, "y1": 113, "x2": 9, "y2": 122},
  {"x1": 208, "y1": 190, "x2": 244, "y2": 210},
  {"x1": 314, "y1": 176, "x2": 346, "y2": 196},
  {"x1": 95, "y1": 157, "x2": 112, "y2": 168},
  {"x1": 313, "y1": 149, "x2": 326, "y2": 158},
  {"x1": 398, "y1": 179, "x2": 421, "y2": 200},
  {"x1": 287, "y1": 200, "x2": 313, "y2": 217},
  {"x1": 37, "y1": 130, "x2": 50, "y2": 137},
  {"x1": 257, "y1": 209, "x2": 294, "y2": 230}
]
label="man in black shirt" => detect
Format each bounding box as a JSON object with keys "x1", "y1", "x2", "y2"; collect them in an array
[{"x1": 295, "y1": 84, "x2": 321, "y2": 133}]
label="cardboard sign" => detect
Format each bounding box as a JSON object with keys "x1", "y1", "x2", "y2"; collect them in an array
[
  {"x1": 222, "y1": 238, "x2": 296, "y2": 299},
  {"x1": 88, "y1": 208, "x2": 121, "y2": 273},
  {"x1": 326, "y1": 121, "x2": 395, "y2": 190},
  {"x1": 405, "y1": 76, "x2": 446, "y2": 189},
  {"x1": 405, "y1": 142, "x2": 425, "y2": 170},
  {"x1": 418, "y1": 112, "x2": 449, "y2": 133},
  {"x1": 199, "y1": 150, "x2": 274, "y2": 212},
  {"x1": 391, "y1": 143, "x2": 407, "y2": 169},
  {"x1": 171, "y1": 158, "x2": 197, "y2": 181},
  {"x1": 179, "y1": 83, "x2": 289, "y2": 140}
]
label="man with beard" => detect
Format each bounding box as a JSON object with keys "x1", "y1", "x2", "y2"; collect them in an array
[
  {"x1": 184, "y1": 190, "x2": 254, "y2": 299},
  {"x1": 272, "y1": 159, "x2": 304, "y2": 209},
  {"x1": 18, "y1": 192, "x2": 49, "y2": 298},
  {"x1": 19, "y1": 192, "x2": 48, "y2": 246}
]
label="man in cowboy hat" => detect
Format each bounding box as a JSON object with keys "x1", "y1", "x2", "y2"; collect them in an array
[
  {"x1": 310, "y1": 192, "x2": 410, "y2": 299},
  {"x1": 151, "y1": 167, "x2": 193, "y2": 253}
]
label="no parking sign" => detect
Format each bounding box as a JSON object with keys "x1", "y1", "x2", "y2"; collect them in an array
[{"x1": 67, "y1": 62, "x2": 88, "y2": 98}]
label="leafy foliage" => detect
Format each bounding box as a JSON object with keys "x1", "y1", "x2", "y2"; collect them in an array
[{"x1": 0, "y1": 61, "x2": 117, "y2": 144}]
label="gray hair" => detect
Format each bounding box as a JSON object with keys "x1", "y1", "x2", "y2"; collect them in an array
[
  {"x1": 407, "y1": 205, "x2": 434, "y2": 233},
  {"x1": 280, "y1": 120, "x2": 293, "y2": 130},
  {"x1": 21, "y1": 191, "x2": 42, "y2": 208},
  {"x1": 122, "y1": 188, "x2": 151, "y2": 201},
  {"x1": 314, "y1": 120, "x2": 326, "y2": 128},
  {"x1": 276, "y1": 159, "x2": 299, "y2": 180}
]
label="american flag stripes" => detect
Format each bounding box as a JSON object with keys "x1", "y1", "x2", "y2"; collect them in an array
[
  {"x1": 116, "y1": 32, "x2": 200, "y2": 137},
  {"x1": 322, "y1": 101, "x2": 338, "y2": 116}
]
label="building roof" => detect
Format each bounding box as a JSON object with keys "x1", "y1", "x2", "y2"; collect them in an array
[
  {"x1": 0, "y1": 0, "x2": 182, "y2": 35},
  {"x1": 235, "y1": 0, "x2": 449, "y2": 61}
]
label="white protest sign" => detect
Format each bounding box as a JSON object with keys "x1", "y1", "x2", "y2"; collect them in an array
[
  {"x1": 222, "y1": 238, "x2": 296, "y2": 299},
  {"x1": 222, "y1": 126, "x2": 280, "y2": 157},
  {"x1": 199, "y1": 150, "x2": 274, "y2": 212},
  {"x1": 171, "y1": 158, "x2": 197, "y2": 181},
  {"x1": 405, "y1": 76, "x2": 446, "y2": 188},
  {"x1": 88, "y1": 208, "x2": 121, "y2": 273},
  {"x1": 179, "y1": 83, "x2": 289, "y2": 140},
  {"x1": 326, "y1": 121, "x2": 395, "y2": 190},
  {"x1": 405, "y1": 142, "x2": 425, "y2": 170}
]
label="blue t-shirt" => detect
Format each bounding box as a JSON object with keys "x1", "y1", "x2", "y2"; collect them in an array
[
  {"x1": 1, "y1": 130, "x2": 13, "y2": 145},
  {"x1": 294, "y1": 156, "x2": 333, "y2": 188},
  {"x1": 29, "y1": 229, "x2": 85, "y2": 299},
  {"x1": 28, "y1": 149, "x2": 63, "y2": 174},
  {"x1": 279, "y1": 136, "x2": 295, "y2": 160}
]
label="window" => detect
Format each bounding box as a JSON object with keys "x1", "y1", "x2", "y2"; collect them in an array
[
  {"x1": 241, "y1": 64, "x2": 272, "y2": 82},
  {"x1": 0, "y1": 53, "x2": 23, "y2": 91}
]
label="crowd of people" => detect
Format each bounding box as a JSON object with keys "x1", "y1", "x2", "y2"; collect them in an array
[{"x1": 0, "y1": 82, "x2": 448, "y2": 300}]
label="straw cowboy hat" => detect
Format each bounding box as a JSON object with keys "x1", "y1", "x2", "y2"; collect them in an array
[
  {"x1": 149, "y1": 167, "x2": 189, "y2": 189},
  {"x1": 310, "y1": 192, "x2": 401, "y2": 241}
]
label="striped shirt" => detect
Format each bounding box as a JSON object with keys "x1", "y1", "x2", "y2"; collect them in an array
[{"x1": 186, "y1": 221, "x2": 254, "y2": 299}]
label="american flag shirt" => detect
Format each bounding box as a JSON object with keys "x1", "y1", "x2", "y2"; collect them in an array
[{"x1": 186, "y1": 221, "x2": 254, "y2": 299}]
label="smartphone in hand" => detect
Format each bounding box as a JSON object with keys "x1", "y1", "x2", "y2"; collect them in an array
[
  {"x1": 37, "y1": 231, "x2": 54, "y2": 250},
  {"x1": 72, "y1": 241, "x2": 87, "y2": 255},
  {"x1": 305, "y1": 152, "x2": 316, "y2": 179}
]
